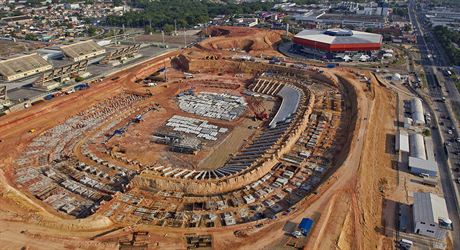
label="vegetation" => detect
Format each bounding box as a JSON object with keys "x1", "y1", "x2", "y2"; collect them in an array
[
  {"x1": 113, "y1": 0, "x2": 123, "y2": 7},
  {"x1": 452, "y1": 75, "x2": 460, "y2": 92},
  {"x1": 392, "y1": 7, "x2": 408, "y2": 17},
  {"x1": 24, "y1": 33, "x2": 38, "y2": 41},
  {"x1": 422, "y1": 129, "x2": 431, "y2": 137},
  {"x1": 26, "y1": 0, "x2": 42, "y2": 7},
  {"x1": 75, "y1": 76, "x2": 84, "y2": 82},
  {"x1": 87, "y1": 26, "x2": 97, "y2": 36},
  {"x1": 433, "y1": 26, "x2": 460, "y2": 65},
  {"x1": 105, "y1": 0, "x2": 274, "y2": 30},
  {"x1": 290, "y1": 0, "x2": 319, "y2": 4}
]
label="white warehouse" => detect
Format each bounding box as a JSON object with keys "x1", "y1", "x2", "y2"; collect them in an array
[
  {"x1": 413, "y1": 192, "x2": 451, "y2": 239},
  {"x1": 411, "y1": 98, "x2": 425, "y2": 125},
  {"x1": 395, "y1": 130, "x2": 409, "y2": 154},
  {"x1": 409, "y1": 133, "x2": 426, "y2": 160}
]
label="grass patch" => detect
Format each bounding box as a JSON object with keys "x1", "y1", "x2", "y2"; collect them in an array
[
  {"x1": 450, "y1": 100, "x2": 460, "y2": 121},
  {"x1": 452, "y1": 75, "x2": 460, "y2": 92}
]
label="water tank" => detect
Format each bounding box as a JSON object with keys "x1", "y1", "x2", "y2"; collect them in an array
[{"x1": 409, "y1": 133, "x2": 426, "y2": 160}]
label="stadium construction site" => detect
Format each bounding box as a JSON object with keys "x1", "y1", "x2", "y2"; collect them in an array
[{"x1": 0, "y1": 26, "x2": 397, "y2": 250}]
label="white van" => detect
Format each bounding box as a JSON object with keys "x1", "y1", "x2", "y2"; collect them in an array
[
  {"x1": 399, "y1": 238, "x2": 413, "y2": 249},
  {"x1": 419, "y1": 173, "x2": 430, "y2": 178}
]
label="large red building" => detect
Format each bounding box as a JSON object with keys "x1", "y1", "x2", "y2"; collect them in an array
[{"x1": 293, "y1": 29, "x2": 383, "y2": 52}]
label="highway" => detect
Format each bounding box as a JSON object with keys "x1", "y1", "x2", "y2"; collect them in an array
[{"x1": 409, "y1": 0, "x2": 460, "y2": 248}]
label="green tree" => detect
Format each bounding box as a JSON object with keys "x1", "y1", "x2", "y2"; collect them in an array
[
  {"x1": 87, "y1": 26, "x2": 97, "y2": 36},
  {"x1": 163, "y1": 24, "x2": 174, "y2": 34},
  {"x1": 113, "y1": 0, "x2": 123, "y2": 7},
  {"x1": 27, "y1": 0, "x2": 42, "y2": 7},
  {"x1": 422, "y1": 129, "x2": 431, "y2": 137},
  {"x1": 105, "y1": 0, "x2": 274, "y2": 29},
  {"x1": 144, "y1": 26, "x2": 153, "y2": 34},
  {"x1": 25, "y1": 33, "x2": 38, "y2": 41}
]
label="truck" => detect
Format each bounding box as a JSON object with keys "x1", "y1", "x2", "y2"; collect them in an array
[
  {"x1": 184, "y1": 72, "x2": 194, "y2": 79},
  {"x1": 74, "y1": 83, "x2": 90, "y2": 91},
  {"x1": 44, "y1": 94, "x2": 54, "y2": 100},
  {"x1": 298, "y1": 218, "x2": 314, "y2": 236}
]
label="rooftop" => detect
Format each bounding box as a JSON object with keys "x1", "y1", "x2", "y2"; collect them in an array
[
  {"x1": 408, "y1": 157, "x2": 438, "y2": 173},
  {"x1": 0, "y1": 53, "x2": 52, "y2": 78},
  {"x1": 269, "y1": 85, "x2": 301, "y2": 127},
  {"x1": 1, "y1": 15, "x2": 32, "y2": 22},
  {"x1": 294, "y1": 29, "x2": 382, "y2": 45},
  {"x1": 413, "y1": 192, "x2": 449, "y2": 224},
  {"x1": 397, "y1": 130, "x2": 409, "y2": 153},
  {"x1": 60, "y1": 40, "x2": 105, "y2": 59}
]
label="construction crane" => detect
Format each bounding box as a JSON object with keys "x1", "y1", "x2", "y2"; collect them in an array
[{"x1": 246, "y1": 96, "x2": 268, "y2": 121}]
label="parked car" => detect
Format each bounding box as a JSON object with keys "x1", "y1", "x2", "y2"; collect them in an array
[
  {"x1": 398, "y1": 239, "x2": 413, "y2": 249},
  {"x1": 291, "y1": 231, "x2": 302, "y2": 238}
]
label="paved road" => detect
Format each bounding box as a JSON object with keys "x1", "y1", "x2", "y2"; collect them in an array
[{"x1": 409, "y1": 0, "x2": 460, "y2": 248}]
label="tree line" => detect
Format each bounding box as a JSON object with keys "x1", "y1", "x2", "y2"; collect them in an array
[
  {"x1": 433, "y1": 25, "x2": 460, "y2": 65},
  {"x1": 104, "y1": 0, "x2": 274, "y2": 31}
]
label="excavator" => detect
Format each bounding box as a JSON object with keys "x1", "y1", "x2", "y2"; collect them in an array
[{"x1": 246, "y1": 95, "x2": 268, "y2": 121}]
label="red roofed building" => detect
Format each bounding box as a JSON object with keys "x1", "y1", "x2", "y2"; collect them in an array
[{"x1": 293, "y1": 29, "x2": 383, "y2": 52}]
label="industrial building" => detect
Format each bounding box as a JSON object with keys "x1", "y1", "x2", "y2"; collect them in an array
[
  {"x1": 413, "y1": 192, "x2": 451, "y2": 239},
  {"x1": 0, "y1": 53, "x2": 53, "y2": 82},
  {"x1": 293, "y1": 11, "x2": 386, "y2": 30},
  {"x1": 408, "y1": 157, "x2": 438, "y2": 177},
  {"x1": 404, "y1": 132, "x2": 439, "y2": 176},
  {"x1": 0, "y1": 15, "x2": 33, "y2": 26},
  {"x1": 293, "y1": 29, "x2": 383, "y2": 53},
  {"x1": 411, "y1": 98, "x2": 425, "y2": 125},
  {"x1": 395, "y1": 130, "x2": 409, "y2": 154},
  {"x1": 409, "y1": 133, "x2": 426, "y2": 160},
  {"x1": 425, "y1": 8, "x2": 460, "y2": 29},
  {"x1": 60, "y1": 40, "x2": 106, "y2": 62}
]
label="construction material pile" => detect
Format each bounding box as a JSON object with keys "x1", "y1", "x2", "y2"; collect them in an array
[
  {"x1": 166, "y1": 115, "x2": 228, "y2": 141},
  {"x1": 177, "y1": 92, "x2": 246, "y2": 121}
]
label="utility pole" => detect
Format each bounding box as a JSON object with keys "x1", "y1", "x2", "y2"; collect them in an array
[
  {"x1": 184, "y1": 29, "x2": 187, "y2": 48},
  {"x1": 161, "y1": 30, "x2": 165, "y2": 45},
  {"x1": 164, "y1": 59, "x2": 167, "y2": 82},
  {"x1": 174, "y1": 19, "x2": 177, "y2": 36}
]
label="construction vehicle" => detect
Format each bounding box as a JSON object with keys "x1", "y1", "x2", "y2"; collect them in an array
[
  {"x1": 246, "y1": 96, "x2": 268, "y2": 121},
  {"x1": 133, "y1": 115, "x2": 143, "y2": 123},
  {"x1": 74, "y1": 83, "x2": 90, "y2": 91},
  {"x1": 177, "y1": 89, "x2": 195, "y2": 97}
]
